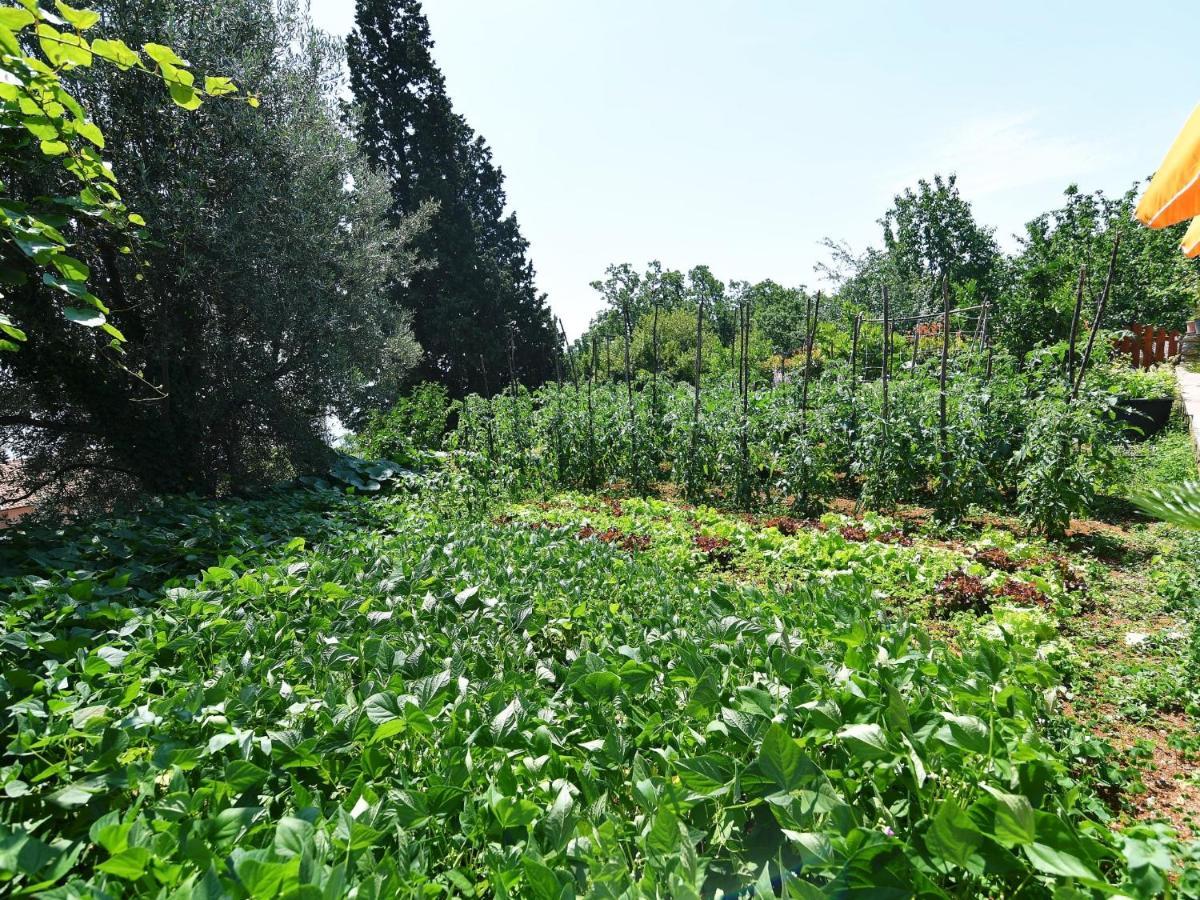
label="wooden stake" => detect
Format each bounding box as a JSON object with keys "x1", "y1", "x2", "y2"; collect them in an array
[
  {"x1": 849, "y1": 312, "x2": 860, "y2": 384},
  {"x1": 552, "y1": 333, "x2": 565, "y2": 483},
  {"x1": 881, "y1": 286, "x2": 890, "y2": 430},
  {"x1": 479, "y1": 355, "x2": 495, "y2": 459},
  {"x1": 1072, "y1": 236, "x2": 1121, "y2": 400},
  {"x1": 650, "y1": 293, "x2": 660, "y2": 415},
  {"x1": 588, "y1": 337, "x2": 598, "y2": 488},
  {"x1": 688, "y1": 295, "x2": 705, "y2": 492},
  {"x1": 938, "y1": 276, "x2": 951, "y2": 486},
  {"x1": 557, "y1": 317, "x2": 578, "y2": 391},
  {"x1": 800, "y1": 291, "x2": 821, "y2": 434},
  {"x1": 1066, "y1": 265, "x2": 1087, "y2": 388},
  {"x1": 738, "y1": 295, "x2": 751, "y2": 504},
  {"x1": 621, "y1": 297, "x2": 638, "y2": 487}
]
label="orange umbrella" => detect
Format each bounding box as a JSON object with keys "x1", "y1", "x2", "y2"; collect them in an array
[
  {"x1": 1183, "y1": 216, "x2": 1200, "y2": 258},
  {"x1": 1136, "y1": 104, "x2": 1200, "y2": 229}
]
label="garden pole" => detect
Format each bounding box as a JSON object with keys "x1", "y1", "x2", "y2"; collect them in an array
[
  {"x1": 479, "y1": 355, "x2": 495, "y2": 460},
  {"x1": 1072, "y1": 236, "x2": 1121, "y2": 401},
  {"x1": 588, "y1": 337, "x2": 598, "y2": 489},
  {"x1": 849, "y1": 312, "x2": 860, "y2": 384},
  {"x1": 796, "y1": 293, "x2": 812, "y2": 409},
  {"x1": 911, "y1": 323, "x2": 919, "y2": 376},
  {"x1": 689, "y1": 295, "x2": 705, "y2": 496},
  {"x1": 558, "y1": 318, "x2": 579, "y2": 391},
  {"x1": 849, "y1": 312, "x2": 861, "y2": 442},
  {"x1": 507, "y1": 327, "x2": 525, "y2": 463},
  {"x1": 985, "y1": 320, "x2": 994, "y2": 381},
  {"x1": 800, "y1": 291, "x2": 821, "y2": 436},
  {"x1": 553, "y1": 334, "x2": 565, "y2": 487},
  {"x1": 939, "y1": 276, "x2": 951, "y2": 492},
  {"x1": 651, "y1": 294, "x2": 660, "y2": 417},
  {"x1": 621, "y1": 297, "x2": 638, "y2": 488},
  {"x1": 738, "y1": 296, "x2": 751, "y2": 505},
  {"x1": 1066, "y1": 265, "x2": 1087, "y2": 389},
  {"x1": 881, "y1": 286, "x2": 891, "y2": 433}
]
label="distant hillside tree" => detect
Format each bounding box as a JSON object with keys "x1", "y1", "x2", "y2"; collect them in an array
[
  {"x1": 348, "y1": 0, "x2": 558, "y2": 395},
  {"x1": 879, "y1": 174, "x2": 1001, "y2": 317}
]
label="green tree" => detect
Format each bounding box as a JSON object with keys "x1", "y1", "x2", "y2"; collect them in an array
[
  {"x1": 1008, "y1": 184, "x2": 1199, "y2": 352},
  {"x1": 1, "y1": 0, "x2": 424, "y2": 505},
  {"x1": 347, "y1": 0, "x2": 557, "y2": 396},
  {"x1": 0, "y1": 0, "x2": 253, "y2": 350},
  {"x1": 748, "y1": 279, "x2": 810, "y2": 356},
  {"x1": 881, "y1": 173, "x2": 1000, "y2": 317},
  {"x1": 629, "y1": 305, "x2": 723, "y2": 383}
]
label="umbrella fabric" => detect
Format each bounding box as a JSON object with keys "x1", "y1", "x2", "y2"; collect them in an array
[
  {"x1": 1183, "y1": 217, "x2": 1200, "y2": 258},
  {"x1": 1136, "y1": 104, "x2": 1200, "y2": 229}
]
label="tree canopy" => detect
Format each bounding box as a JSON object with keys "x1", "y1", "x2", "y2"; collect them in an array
[
  {"x1": 0, "y1": 0, "x2": 254, "y2": 350},
  {"x1": 1, "y1": 0, "x2": 427, "y2": 506},
  {"x1": 347, "y1": 0, "x2": 559, "y2": 396}
]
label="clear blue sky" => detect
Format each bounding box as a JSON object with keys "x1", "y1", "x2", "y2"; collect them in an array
[{"x1": 310, "y1": 0, "x2": 1194, "y2": 338}]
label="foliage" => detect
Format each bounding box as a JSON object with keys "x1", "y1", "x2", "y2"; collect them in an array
[
  {"x1": 1013, "y1": 395, "x2": 1118, "y2": 538},
  {"x1": 351, "y1": 382, "x2": 456, "y2": 464},
  {"x1": 577, "y1": 262, "x2": 778, "y2": 382},
  {"x1": 1135, "y1": 480, "x2": 1200, "y2": 530},
  {"x1": 1, "y1": 0, "x2": 426, "y2": 503},
  {"x1": 1093, "y1": 360, "x2": 1177, "y2": 399},
  {"x1": 1008, "y1": 184, "x2": 1200, "y2": 356},
  {"x1": 0, "y1": 0, "x2": 252, "y2": 349},
  {"x1": 0, "y1": 482, "x2": 1190, "y2": 896},
  {"x1": 881, "y1": 173, "x2": 1001, "y2": 312},
  {"x1": 453, "y1": 334, "x2": 1122, "y2": 534},
  {"x1": 348, "y1": 0, "x2": 558, "y2": 396}
]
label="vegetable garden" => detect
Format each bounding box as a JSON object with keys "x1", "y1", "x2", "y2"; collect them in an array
[
  {"x1": 3, "y1": 0, "x2": 1200, "y2": 896},
  {"x1": 4, "y1": 357, "x2": 1200, "y2": 895}
]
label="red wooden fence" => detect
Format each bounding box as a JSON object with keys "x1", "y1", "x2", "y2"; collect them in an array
[{"x1": 1114, "y1": 324, "x2": 1180, "y2": 369}]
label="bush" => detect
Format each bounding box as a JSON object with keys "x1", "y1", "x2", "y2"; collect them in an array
[{"x1": 352, "y1": 382, "x2": 456, "y2": 463}]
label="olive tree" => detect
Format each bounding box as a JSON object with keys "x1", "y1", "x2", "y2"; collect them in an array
[{"x1": 1, "y1": 0, "x2": 426, "y2": 506}]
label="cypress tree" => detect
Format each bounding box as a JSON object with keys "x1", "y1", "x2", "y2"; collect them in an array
[{"x1": 347, "y1": 0, "x2": 556, "y2": 395}]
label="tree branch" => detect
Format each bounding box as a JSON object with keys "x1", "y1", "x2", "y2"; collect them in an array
[
  {"x1": 0, "y1": 416, "x2": 102, "y2": 435},
  {"x1": 1, "y1": 461, "x2": 140, "y2": 507}
]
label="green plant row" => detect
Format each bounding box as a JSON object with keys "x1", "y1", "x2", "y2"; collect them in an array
[
  {"x1": 0, "y1": 482, "x2": 1187, "y2": 896},
  {"x1": 445, "y1": 347, "x2": 1131, "y2": 537}
]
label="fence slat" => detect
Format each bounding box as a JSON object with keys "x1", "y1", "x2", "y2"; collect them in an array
[{"x1": 1112, "y1": 323, "x2": 1185, "y2": 369}]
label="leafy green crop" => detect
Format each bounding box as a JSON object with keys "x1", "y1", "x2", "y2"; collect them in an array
[{"x1": 0, "y1": 479, "x2": 1187, "y2": 896}]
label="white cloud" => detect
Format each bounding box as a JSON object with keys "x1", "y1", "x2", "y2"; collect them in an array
[{"x1": 893, "y1": 112, "x2": 1113, "y2": 197}]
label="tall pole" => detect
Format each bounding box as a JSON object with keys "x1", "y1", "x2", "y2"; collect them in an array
[
  {"x1": 688, "y1": 295, "x2": 705, "y2": 494},
  {"x1": 939, "y1": 276, "x2": 952, "y2": 489},
  {"x1": 621, "y1": 297, "x2": 638, "y2": 488},
  {"x1": 1073, "y1": 236, "x2": 1121, "y2": 400},
  {"x1": 1066, "y1": 265, "x2": 1087, "y2": 389},
  {"x1": 800, "y1": 291, "x2": 821, "y2": 435},
  {"x1": 849, "y1": 312, "x2": 860, "y2": 384},
  {"x1": 552, "y1": 331, "x2": 565, "y2": 486},
  {"x1": 588, "y1": 337, "x2": 598, "y2": 488},
  {"x1": 881, "y1": 286, "x2": 891, "y2": 432},
  {"x1": 650, "y1": 294, "x2": 660, "y2": 416},
  {"x1": 557, "y1": 318, "x2": 578, "y2": 391},
  {"x1": 738, "y1": 295, "x2": 751, "y2": 505},
  {"x1": 479, "y1": 355, "x2": 495, "y2": 459}
]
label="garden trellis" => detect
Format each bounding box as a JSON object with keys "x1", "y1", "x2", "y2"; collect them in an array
[{"x1": 456, "y1": 275, "x2": 1118, "y2": 533}]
